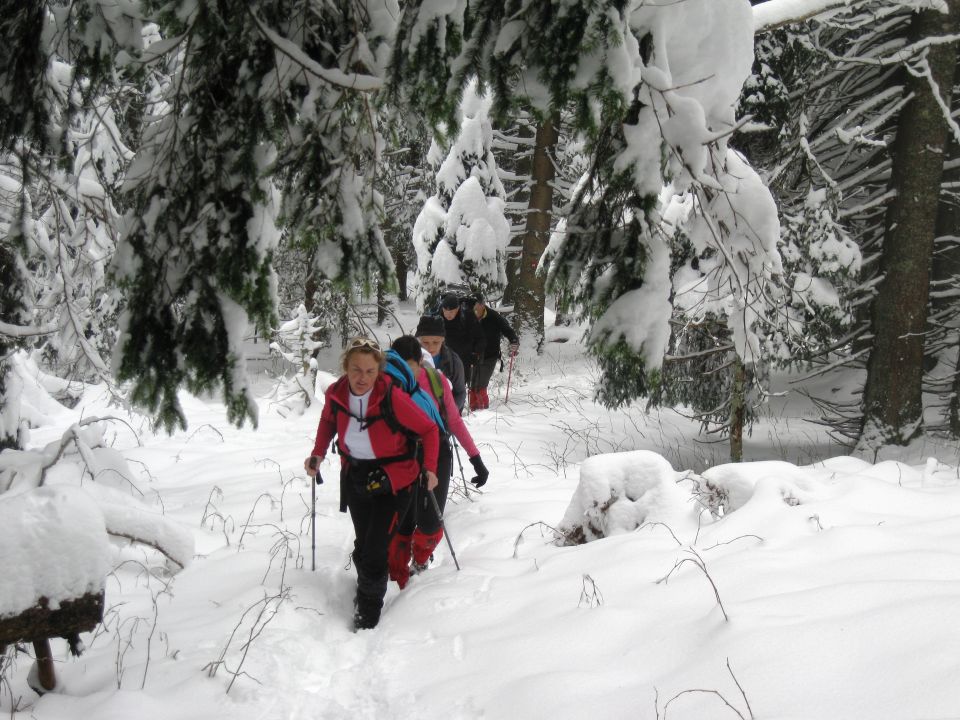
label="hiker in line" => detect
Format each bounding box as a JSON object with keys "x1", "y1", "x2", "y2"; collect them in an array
[
  {"x1": 439, "y1": 293, "x2": 485, "y2": 399},
  {"x1": 415, "y1": 314, "x2": 467, "y2": 413},
  {"x1": 304, "y1": 337, "x2": 439, "y2": 631},
  {"x1": 386, "y1": 336, "x2": 489, "y2": 588},
  {"x1": 471, "y1": 291, "x2": 519, "y2": 410}
]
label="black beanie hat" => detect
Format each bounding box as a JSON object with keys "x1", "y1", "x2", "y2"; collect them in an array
[
  {"x1": 440, "y1": 293, "x2": 460, "y2": 310},
  {"x1": 415, "y1": 315, "x2": 445, "y2": 337}
]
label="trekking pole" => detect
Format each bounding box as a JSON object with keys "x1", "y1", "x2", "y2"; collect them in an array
[
  {"x1": 504, "y1": 351, "x2": 516, "y2": 404},
  {"x1": 450, "y1": 435, "x2": 470, "y2": 498},
  {"x1": 309, "y1": 457, "x2": 322, "y2": 571},
  {"x1": 427, "y1": 489, "x2": 461, "y2": 571},
  {"x1": 466, "y1": 364, "x2": 477, "y2": 416}
]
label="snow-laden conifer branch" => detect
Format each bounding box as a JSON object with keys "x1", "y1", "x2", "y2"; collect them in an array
[
  {"x1": 754, "y1": 0, "x2": 946, "y2": 32},
  {"x1": 0, "y1": 321, "x2": 61, "y2": 338},
  {"x1": 816, "y1": 31, "x2": 960, "y2": 67},
  {"x1": 246, "y1": 9, "x2": 382, "y2": 91}
]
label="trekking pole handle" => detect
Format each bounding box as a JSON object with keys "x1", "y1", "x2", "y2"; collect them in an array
[{"x1": 308, "y1": 456, "x2": 323, "y2": 484}]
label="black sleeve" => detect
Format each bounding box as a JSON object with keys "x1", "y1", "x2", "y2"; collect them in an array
[
  {"x1": 469, "y1": 314, "x2": 486, "y2": 359},
  {"x1": 496, "y1": 311, "x2": 519, "y2": 345}
]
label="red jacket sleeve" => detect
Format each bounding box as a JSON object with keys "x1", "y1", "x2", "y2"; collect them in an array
[
  {"x1": 310, "y1": 385, "x2": 339, "y2": 458},
  {"x1": 389, "y1": 386, "x2": 440, "y2": 473}
]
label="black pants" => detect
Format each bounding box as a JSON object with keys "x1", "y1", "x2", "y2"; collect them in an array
[
  {"x1": 463, "y1": 361, "x2": 477, "y2": 391},
  {"x1": 344, "y1": 463, "x2": 413, "y2": 610},
  {"x1": 398, "y1": 440, "x2": 452, "y2": 536},
  {"x1": 473, "y1": 358, "x2": 498, "y2": 390}
]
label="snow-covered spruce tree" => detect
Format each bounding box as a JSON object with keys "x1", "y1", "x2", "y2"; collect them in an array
[
  {"x1": 730, "y1": 10, "x2": 885, "y2": 441},
  {"x1": 860, "y1": 0, "x2": 960, "y2": 448},
  {"x1": 393, "y1": 2, "x2": 781, "y2": 402},
  {"x1": 0, "y1": 240, "x2": 30, "y2": 451},
  {"x1": 267, "y1": 303, "x2": 323, "y2": 417},
  {"x1": 115, "y1": 0, "x2": 397, "y2": 432},
  {"x1": 492, "y1": 111, "x2": 536, "y2": 307},
  {"x1": 549, "y1": 2, "x2": 781, "y2": 409},
  {"x1": 20, "y1": 94, "x2": 130, "y2": 387},
  {"x1": 0, "y1": 3, "x2": 144, "y2": 448},
  {"x1": 746, "y1": 1, "x2": 960, "y2": 446},
  {"x1": 496, "y1": 110, "x2": 587, "y2": 347},
  {"x1": 411, "y1": 81, "x2": 510, "y2": 310},
  {"x1": 378, "y1": 112, "x2": 433, "y2": 303}
]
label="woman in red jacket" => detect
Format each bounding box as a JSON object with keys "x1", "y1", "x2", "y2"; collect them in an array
[{"x1": 304, "y1": 337, "x2": 439, "y2": 630}]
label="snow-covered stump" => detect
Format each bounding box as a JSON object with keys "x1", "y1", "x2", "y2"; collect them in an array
[
  {"x1": 558, "y1": 450, "x2": 691, "y2": 544},
  {"x1": 0, "y1": 487, "x2": 111, "y2": 693}
]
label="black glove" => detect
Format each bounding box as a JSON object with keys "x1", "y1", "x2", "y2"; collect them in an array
[{"x1": 469, "y1": 455, "x2": 489, "y2": 488}]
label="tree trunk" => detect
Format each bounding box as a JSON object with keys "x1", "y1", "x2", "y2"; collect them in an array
[
  {"x1": 304, "y1": 249, "x2": 318, "y2": 315},
  {"x1": 729, "y1": 356, "x2": 746, "y2": 462},
  {"x1": 376, "y1": 277, "x2": 386, "y2": 326},
  {"x1": 934, "y1": 146, "x2": 960, "y2": 437},
  {"x1": 395, "y1": 249, "x2": 409, "y2": 301},
  {"x1": 932, "y1": 60, "x2": 960, "y2": 436},
  {"x1": 513, "y1": 117, "x2": 558, "y2": 350},
  {"x1": 502, "y1": 120, "x2": 535, "y2": 306},
  {"x1": 860, "y1": 2, "x2": 959, "y2": 446}
]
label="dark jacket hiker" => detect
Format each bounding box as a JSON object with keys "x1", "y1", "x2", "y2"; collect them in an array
[
  {"x1": 471, "y1": 293, "x2": 519, "y2": 410},
  {"x1": 439, "y1": 293, "x2": 485, "y2": 388}
]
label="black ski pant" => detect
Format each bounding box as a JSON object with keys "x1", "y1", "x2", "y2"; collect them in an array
[
  {"x1": 398, "y1": 439, "x2": 452, "y2": 537},
  {"x1": 344, "y1": 463, "x2": 414, "y2": 610},
  {"x1": 473, "y1": 358, "x2": 498, "y2": 390}
]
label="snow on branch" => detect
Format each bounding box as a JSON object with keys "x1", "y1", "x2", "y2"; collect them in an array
[
  {"x1": 247, "y1": 9, "x2": 382, "y2": 91},
  {"x1": 0, "y1": 320, "x2": 61, "y2": 338},
  {"x1": 754, "y1": 0, "x2": 947, "y2": 33}
]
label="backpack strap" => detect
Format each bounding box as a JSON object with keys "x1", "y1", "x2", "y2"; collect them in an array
[
  {"x1": 423, "y1": 367, "x2": 448, "y2": 429},
  {"x1": 328, "y1": 377, "x2": 418, "y2": 460}
]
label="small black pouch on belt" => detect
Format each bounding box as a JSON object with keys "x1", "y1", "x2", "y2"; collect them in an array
[{"x1": 346, "y1": 460, "x2": 392, "y2": 504}]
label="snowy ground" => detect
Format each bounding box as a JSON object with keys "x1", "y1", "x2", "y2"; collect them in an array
[{"x1": 2, "y1": 308, "x2": 960, "y2": 720}]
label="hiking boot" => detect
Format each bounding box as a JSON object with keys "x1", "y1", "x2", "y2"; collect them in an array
[
  {"x1": 352, "y1": 593, "x2": 381, "y2": 631},
  {"x1": 410, "y1": 553, "x2": 434, "y2": 575}
]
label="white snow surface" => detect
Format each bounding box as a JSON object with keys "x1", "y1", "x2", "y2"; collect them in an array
[
  {"x1": 0, "y1": 486, "x2": 110, "y2": 617},
  {"x1": 2, "y1": 304, "x2": 960, "y2": 719}
]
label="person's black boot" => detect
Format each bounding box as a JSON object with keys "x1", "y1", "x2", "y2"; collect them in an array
[{"x1": 352, "y1": 593, "x2": 382, "y2": 631}]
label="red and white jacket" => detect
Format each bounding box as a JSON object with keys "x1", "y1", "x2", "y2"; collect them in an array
[{"x1": 311, "y1": 375, "x2": 439, "y2": 492}]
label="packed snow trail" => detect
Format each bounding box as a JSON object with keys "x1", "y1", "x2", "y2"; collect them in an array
[{"x1": 5, "y1": 344, "x2": 960, "y2": 719}]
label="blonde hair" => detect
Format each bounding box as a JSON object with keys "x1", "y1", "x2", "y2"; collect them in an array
[{"x1": 340, "y1": 337, "x2": 386, "y2": 374}]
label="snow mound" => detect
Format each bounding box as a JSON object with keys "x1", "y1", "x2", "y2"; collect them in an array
[
  {"x1": 694, "y1": 459, "x2": 831, "y2": 515},
  {"x1": 0, "y1": 486, "x2": 111, "y2": 618},
  {"x1": 559, "y1": 450, "x2": 690, "y2": 543}
]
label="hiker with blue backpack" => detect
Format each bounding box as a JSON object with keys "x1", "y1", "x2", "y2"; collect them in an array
[
  {"x1": 384, "y1": 335, "x2": 490, "y2": 588},
  {"x1": 303, "y1": 337, "x2": 440, "y2": 630}
]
